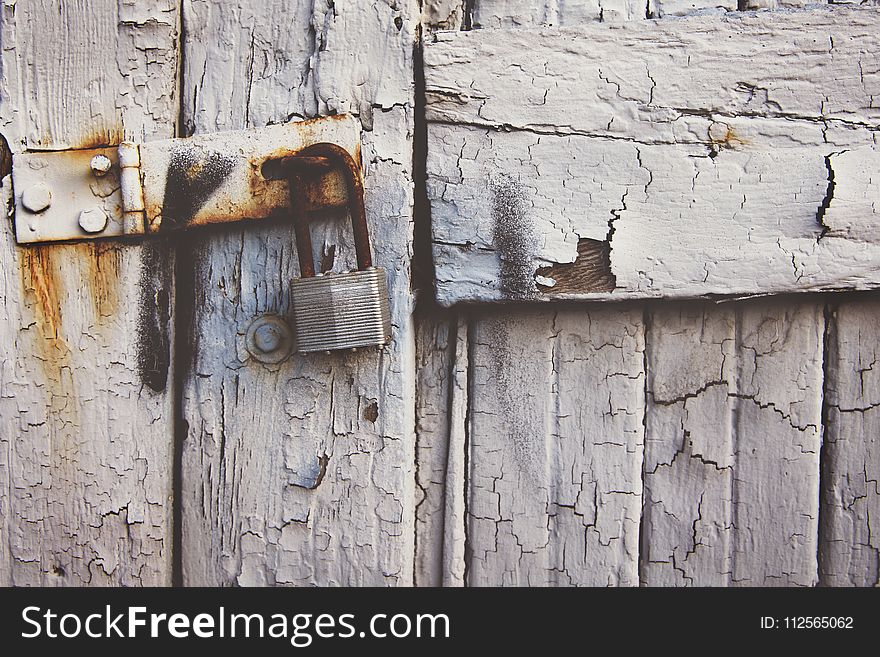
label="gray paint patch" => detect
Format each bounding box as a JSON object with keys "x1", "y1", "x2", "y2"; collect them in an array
[{"x1": 490, "y1": 175, "x2": 536, "y2": 299}]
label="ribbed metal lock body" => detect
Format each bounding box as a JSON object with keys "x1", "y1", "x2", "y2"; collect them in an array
[{"x1": 290, "y1": 268, "x2": 391, "y2": 353}]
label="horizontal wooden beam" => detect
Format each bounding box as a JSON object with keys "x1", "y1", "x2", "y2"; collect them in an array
[{"x1": 425, "y1": 6, "x2": 880, "y2": 305}]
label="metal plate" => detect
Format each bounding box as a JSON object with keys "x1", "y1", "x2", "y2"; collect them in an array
[
  {"x1": 12, "y1": 146, "x2": 124, "y2": 244},
  {"x1": 140, "y1": 114, "x2": 360, "y2": 232},
  {"x1": 12, "y1": 114, "x2": 361, "y2": 244}
]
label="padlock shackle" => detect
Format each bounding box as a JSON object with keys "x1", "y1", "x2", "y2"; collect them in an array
[{"x1": 287, "y1": 143, "x2": 372, "y2": 279}]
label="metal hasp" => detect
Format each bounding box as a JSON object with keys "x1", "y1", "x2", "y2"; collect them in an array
[
  {"x1": 287, "y1": 144, "x2": 392, "y2": 354},
  {"x1": 11, "y1": 115, "x2": 360, "y2": 244}
]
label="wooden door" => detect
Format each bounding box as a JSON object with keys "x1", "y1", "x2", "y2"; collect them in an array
[
  {"x1": 416, "y1": 2, "x2": 880, "y2": 587},
  {"x1": 0, "y1": 0, "x2": 419, "y2": 587},
  {"x1": 1, "y1": 0, "x2": 877, "y2": 587}
]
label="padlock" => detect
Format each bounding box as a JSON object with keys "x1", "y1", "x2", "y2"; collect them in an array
[{"x1": 287, "y1": 142, "x2": 391, "y2": 354}]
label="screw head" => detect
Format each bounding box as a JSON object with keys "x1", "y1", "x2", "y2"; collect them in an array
[
  {"x1": 21, "y1": 182, "x2": 52, "y2": 213},
  {"x1": 78, "y1": 206, "x2": 108, "y2": 233},
  {"x1": 245, "y1": 315, "x2": 293, "y2": 364},
  {"x1": 90, "y1": 154, "x2": 112, "y2": 176}
]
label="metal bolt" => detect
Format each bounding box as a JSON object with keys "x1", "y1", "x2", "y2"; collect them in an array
[
  {"x1": 253, "y1": 323, "x2": 283, "y2": 353},
  {"x1": 21, "y1": 182, "x2": 52, "y2": 213},
  {"x1": 245, "y1": 315, "x2": 293, "y2": 364},
  {"x1": 90, "y1": 154, "x2": 112, "y2": 176},
  {"x1": 78, "y1": 206, "x2": 108, "y2": 234}
]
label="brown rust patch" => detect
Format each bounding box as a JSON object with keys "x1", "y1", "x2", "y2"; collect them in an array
[
  {"x1": 21, "y1": 245, "x2": 64, "y2": 340},
  {"x1": 708, "y1": 123, "x2": 748, "y2": 158},
  {"x1": 254, "y1": 147, "x2": 348, "y2": 215},
  {"x1": 68, "y1": 126, "x2": 123, "y2": 150},
  {"x1": 86, "y1": 242, "x2": 121, "y2": 322},
  {"x1": 536, "y1": 239, "x2": 616, "y2": 294},
  {"x1": 19, "y1": 245, "x2": 72, "y2": 379}
]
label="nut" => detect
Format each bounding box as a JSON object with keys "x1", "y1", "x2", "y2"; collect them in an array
[
  {"x1": 78, "y1": 206, "x2": 108, "y2": 234},
  {"x1": 21, "y1": 182, "x2": 52, "y2": 213},
  {"x1": 245, "y1": 315, "x2": 294, "y2": 364},
  {"x1": 90, "y1": 154, "x2": 112, "y2": 176}
]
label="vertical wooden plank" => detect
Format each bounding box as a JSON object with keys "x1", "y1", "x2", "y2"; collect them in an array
[
  {"x1": 466, "y1": 308, "x2": 645, "y2": 586},
  {"x1": 642, "y1": 300, "x2": 823, "y2": 586},
  {"x1": 414, "y1": 310, "x2": 454, "y2": 586},
  {"x1": 442, "y1": 315, "x2": 469, "y2": 586},
  {"x1": 447, "y1": 0, "x2": 646, "y2": 592},
  {"x1": 413, "y1": 311, "x2": 469, "y2": 586},
  {"x1": 179, "y1": 0, "x2": 419, "y2": 586},
  {"x1": 0, "y1": 0, "x2": 179, "y2": 585},
  {"x1": 820, "y1": 299, "x2": 880, "y2": 586},
  {"x1": 641, "y1": 306, "x2": 735, "y2": 586}
]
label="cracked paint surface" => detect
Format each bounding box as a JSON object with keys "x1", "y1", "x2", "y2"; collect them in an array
[
  {"x1": 820, "y1": 300, "x2": 880, "y2": 586},
  {"x1": 424, "y1": 7, "x2": 880, "y2": 305},
  {"x1": 641, "y1": 301, "x2": 823, "y2": 586},
  {"x1": 178, "y1": 0, "x2": 418, "y2": 586},
  {"x1": 0, "y1": 0, "x2": 179, "y2": 586},
  {"x1": 465, "y1": 307, "x2": 645, "y2": 585}
]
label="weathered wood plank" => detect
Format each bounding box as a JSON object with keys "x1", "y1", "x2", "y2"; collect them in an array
[
  {"x1": 471, "y1": 0, "x2": 646, "y2": 25},
  {"x1": 178, "y1": 0, "x2": 419, "y2": 586},
  {"x1": 466, "y1": 307, "x2": 645, "y2": 585},
  {"x1": 820, "y1": 298, "x2": 880, "y2": 586},
  {"x1": 641, "y1": 299, "x2": 823, "y2": 586},
  {"x1": 0, "y1": 0, "x2": 179, "y2": 585},
  {"x1": 413, "y1": 311, "x2": 469, "y2": 586},
  {"x1": 414, "y1": 310, "x2": 454, "y2": 586},
  {"x1": 425, "y1": 7, "x2": 880, "y2": 305}
]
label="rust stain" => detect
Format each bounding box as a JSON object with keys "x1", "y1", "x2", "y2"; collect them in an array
[
  {"x1": 86, "y1": 242, "x2": 121, "y2": 322},
  {"x1": 68, "y1": 126, "x2": 123, "y2": 151},
  {"x1": 31, "y1": 125, "x2": 123, "y2": 151},
  {"x1": 708, "y1": 123, "x2": 748, "y2": 158},
  {"x1": 19, "y1": 245, "x2": 72, "y2": 380},
  {"x1": 536, "y1": 239, "x2": 616, "y2": 294},
  {"x1": 255, "y1": 148, "x2": 348, "y2": 215},
  {"x1": 21, "y1": 246, "x2": 64, "y2": 339}
]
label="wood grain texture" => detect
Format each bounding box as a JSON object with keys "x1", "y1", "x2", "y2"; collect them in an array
[
  {"x1": 465, "y1": 307, "x2": 645, "y2": 585},
  {"x1": 178, "y1": 0, "x2": 419, "y2": 586},
  {"x1": 0, "y1": 0, "x2": 179, "y2": 585},
  {"x1": 641, "y1": 299, "x2": 824, "y2": 586},
  {"x1": 425, "y1": 6, "x2": 880, "y2": 305},
  {"x1": 820, "y1": 298, "x2": 880, "y2": 586}
]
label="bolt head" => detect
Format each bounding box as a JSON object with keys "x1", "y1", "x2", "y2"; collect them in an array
[
  {"x1": 245, "y1": 315, "x2": 293, "y2": 364},
  {"x1": 21, "y1": 182, "x2": 52, "y2": 213},
  {"x1": 253, "y1": 323, "x2": 282, "y2": 353},
  {"x1": 78, "y1": 206, "x2": 108, "y2": 233},
  {"x1": 90, "y1": 154, "x2": 112, "y2": 176}
]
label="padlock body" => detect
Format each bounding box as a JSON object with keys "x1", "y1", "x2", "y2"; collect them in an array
[{"x1": 290, "y1": 268, "x2": 391, "y2": 353}]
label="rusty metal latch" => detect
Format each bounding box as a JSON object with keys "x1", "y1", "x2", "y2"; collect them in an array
[{"x1": 11, "y1": 114, "x2": 361, "y2": 244}]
